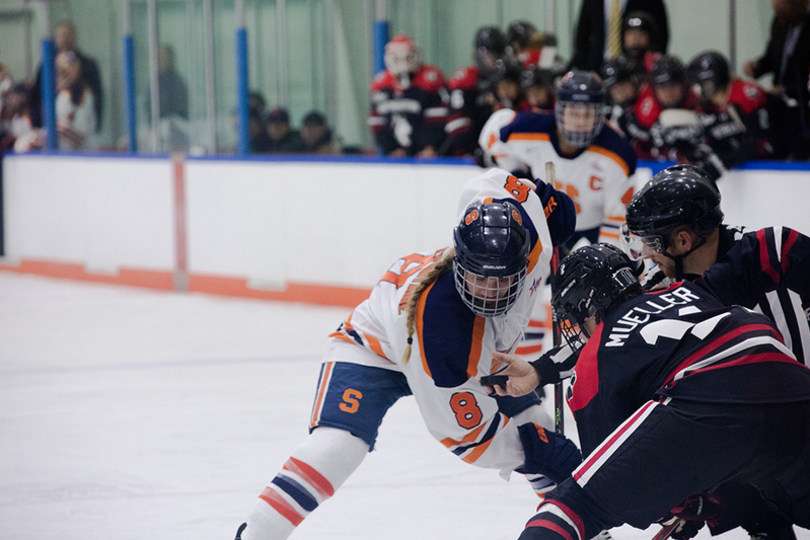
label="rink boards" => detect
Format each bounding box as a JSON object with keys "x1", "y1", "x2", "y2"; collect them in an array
[{"x1": 2, "y1": 153, "x2": 809, "y2": 306}]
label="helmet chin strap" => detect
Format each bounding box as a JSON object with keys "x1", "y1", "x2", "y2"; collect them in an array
[{"x1": 662, "y1": 237, "x2": 707, "y2": 280}]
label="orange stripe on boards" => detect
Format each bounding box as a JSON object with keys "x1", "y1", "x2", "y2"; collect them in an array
[
  {"x1": 187, "y1": 274, "x2": 371, "y2": 308},
  {"x1": 0, "y1": 259, "x2": 174, "y2": 290},
  {"x1": 467, "y1": 317, "x2": 486, "y2": 379},
  {"x1": 309, "y1": 363, "x2": 334, "y2": 429},
  {"x1": 286, "y1": 457, "x2": 335, "y2": 498},
  {"x1": 259, "y1": 487, "x2": 304, "y2": 526},
  {"x1": 587, "y1": 146, "x2": 630, "y2": 176}
]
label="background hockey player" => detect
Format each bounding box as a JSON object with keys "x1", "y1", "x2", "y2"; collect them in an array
[
  {"x1": 622, "y1": 164, "x2": 810, "y2": 367},
  {"x1": 520, "y1": 67, "x2": 556, "y2": 112},
  {"x1": 493, "y1": 243, "x2": 810, "y2": 540},
  {"x1": 479, "y1": 71, "x2": 636, "y2": 252},
  {"x1": 443, "y1": 26, "x2": 505, "y2": 156},
  {"x1": 233, "y1": 168, "x2": 579, "y2": 540},
  {"x1": 368, "y1": 35, "x2": 448, "y2": 157}
]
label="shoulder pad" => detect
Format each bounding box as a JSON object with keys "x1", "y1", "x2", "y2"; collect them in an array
[
  {"x1": 501, "y1": 111, "x2": 555, "y2": 141},
  {"x1": 728, "y1": 79, "x2": 767, "y2": 113},
  {"x1": 592, "y1": 124, "x2": 637, "y2": 174},
  {"x1": 449, "y1": 66, "x2": 480, "y2": 90},
  {"x1": 412, "y1": 65, "x2": 447, "y2": 91},
  {"x1": 371, "y1": 70, "x2": 396, "y2": 92}
]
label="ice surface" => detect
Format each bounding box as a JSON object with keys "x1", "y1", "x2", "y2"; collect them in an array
[{"x1": 0, "y1": 273, "x2": 807, "y2": 540}]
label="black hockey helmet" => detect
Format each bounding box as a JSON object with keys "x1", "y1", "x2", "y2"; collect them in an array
[
  {"x1": 551, "y1": 243, "x2": 642, "y2": 348},
  {"x1": 505, "y1": 20, "x2": 537, "y2": 51},
  {"x1": 554, "y1": 71, "x2": 606, "y2": 147},
  {"x1": 650, "y1": 55, "x2": 686, "y2": 88},
  {"x1": 687, "y1": 51, "x2": 731, "y2": 101},
  {"x1": 520, "y1": 66, "x2": 555, "y2": 91},
  {"x1": 601, "y1": 55, "x2": 642, "y2": 91},
  {"x1": 492, "y1": 56, "x2": 523, "y2": 84},
  {"x1": 622, "y1": 11, "x2": 661, "y2": 52},
  {"x1": 622, "y1": 164, "x2": 724, "y2": 259},
  {"x1": 453, "y1": 200, "x2": 531, "y2": 317},
  {"x1": 475, "y1": 26, "x2": 507, "y2": 77}
]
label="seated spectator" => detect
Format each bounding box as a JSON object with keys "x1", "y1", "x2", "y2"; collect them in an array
[
  {"x1": 687, "y1": 51, "x2": 802, "y2": 171},
  {"x1": 265, "y1": 107, "x2": 305, "y2": 153},
  {"x1": 156, "y1": 44, "x2": 188, "y2": 120},
  {"x1": 32, "y1": 21, "x2": 104, "y2": 132},
  {"x1": 55, "y1": 51, "x2": 97, "y2": 150},
  {"x1": 249, "y1": 107, "x2": 272, "y2": 153},
  {"x1": 1, "y1": 83, "x2": 42, "y2": 152},
  {"x1": 368, "y1": 35, "x2": 448, "y2": 157},
  {"x1": 621, "y1": 11, "x2": 662, "y2": 73},
  {"x1": 520, "y1": 67, "x2": 555, "y2": 111},
  {"x1": 299, "y1": 111, "x2": 334, "y2": 154}
]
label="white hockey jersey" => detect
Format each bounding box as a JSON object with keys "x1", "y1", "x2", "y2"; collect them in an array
[
  {"x1": 319, "y1": 168, "x2": 555, "y2": 476},
  {"x1": 481, "y1": 110, "x2": 637, "y2": 247}
]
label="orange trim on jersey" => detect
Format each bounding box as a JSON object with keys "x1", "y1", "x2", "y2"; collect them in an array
[
  {"x1": 286, "y1": 457, "x2": 335, "y2": 498},
  {"x1": 526, "y1": 236, "x2": 545, "y2": 274},
  {"x1": 309, "y1": 362, "x2": 334, "y2": 429},
  {"x1": 364, "y1": 333, "x2": 387, "y2": 359},
  {"x1": 605, "y1": 215, "x2": 626, "y2": 222},
  {"x1": 440, "y1": 422, "x2": 488, "y2": 449},
  {"x1": 259, "y1": 487, "x2": 305, "y2": 526},
  {"x1": 599, "y1": 231, "x2": 620, "y2": 240},
  {"x1": 587, "y1": 146, "x2": 630, "y2": 176},
  {"x1": 515, "y1": 344, "x2": 545, "y2": 355},
  {"x1": 461, "y1": 416, "x2": 510, "y2": 464},
  {"x1": 507, "y1": 133, "x2": 551, "y2": 142},
  {"x1": 328, "y1": 332, "x2": 356, "y2": 346},
  {"x1": 483, "y1": 197, "x2": 494, "y2": 203},
  {"x1": 416, "y1": 281, "x2": 436, "y2": 378},
  {"x1": 466, "y1": 316, "x2": 486, "y2": 379}
]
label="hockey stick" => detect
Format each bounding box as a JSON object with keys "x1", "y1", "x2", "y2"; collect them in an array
[
  {"x1": 545, "y1": 160, "x2": 565, "y2": 436},
  {"x1": 650, "y1": 519, "x2": 685, "y2": 540}
]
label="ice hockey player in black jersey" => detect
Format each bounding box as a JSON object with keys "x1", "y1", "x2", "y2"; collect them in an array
[
  {"x1": 622, "y1": 164, "x2": 810, "y2": 367},
  {"x1": 492, "y1": 243, "x2": 810, "y2": 540}
]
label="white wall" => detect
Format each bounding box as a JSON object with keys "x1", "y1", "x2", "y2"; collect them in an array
[{"x1": 2, "y1": 154, "x2": 809, "y2": 304}]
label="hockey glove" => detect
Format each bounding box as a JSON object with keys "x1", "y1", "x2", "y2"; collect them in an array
[
  {"x1": 660, "y1": 493, "x2": 724, "y2": 540},
  {"x1": 530, "y1": 343, "x2": 580, "y2": 386},
  {"x1": 517, "y1": 422, "x2": 582, "y2": 485},
  {"x1": 234, "y1": 523, "x2": 247, "y2": 540},
  {"x1": 535, "y1": 181, "x2": 577, "y2": 248}
]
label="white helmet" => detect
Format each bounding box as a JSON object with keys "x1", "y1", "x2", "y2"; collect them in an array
[{"x1": 384, "y1": 35, "x2": 422, "y2": 76}]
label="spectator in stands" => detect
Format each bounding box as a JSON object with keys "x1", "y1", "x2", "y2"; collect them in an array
[
  {"x1": 32, "y1": 21, "x2": 103, "y2": 133},
  {"x1": 744, "y1": 0, "x2": 810, "y2": 156},
  {"x1": 368, "y1": 35, "x2": 448, "y2": 157},
  {"x1": 299, "y1": 111, "x2": 334, "y2": 154},
  {"x1": 621, "y1": 11, "x2": 663, "y2": 74},
  {"x1": 1, "y1": 83, "x2": 42, "y2": 152},
  {"x1": 155, "y1": 44, "x2": 188, "y2": 120},
  {"x1": 265, "y1": 107, "x2": 304, "y2": 154},
  {"x1": 571, "y1": 0, "x2": 669, "y2": 72},
  {"x1": 55, "y1": 51, "x2": 97, "y2": 150}
]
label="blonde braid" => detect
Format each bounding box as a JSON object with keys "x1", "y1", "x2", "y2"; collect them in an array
[{"x1": 402, "y1": 249, "x2": 456, "y2": 364}]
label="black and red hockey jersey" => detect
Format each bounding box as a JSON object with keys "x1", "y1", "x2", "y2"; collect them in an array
[
  {"x1": 698, "y1": 226, "x2": 810, "y2": 366},
  {"x1": 443, "y1": 65, "x2": 497, "y2": 156},
  {"x1": 569, "y1": 280, "x2": 810, "y2": 457},
  {"x1": 368, "y1": 65, "x2": 448, "y2": 156}
]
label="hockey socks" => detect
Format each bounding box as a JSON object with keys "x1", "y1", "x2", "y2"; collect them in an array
[{"x1": 241, "y1": 427, "x2": 369, "y2": 540}]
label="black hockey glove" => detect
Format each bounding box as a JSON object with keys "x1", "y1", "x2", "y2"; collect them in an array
[
  {"x1": 517, "y1": 422, "x2": 582, "y2": 485},
  {"x1": 536, "y1": 180, "x2": 576, "y2": 248},
  {"x1": 234, "y1": 523, "x2": 247, "y2": 540},
  {"x1": 530, "y1": 343, "x2": 580, "y2": 386},
  {"x1": 660, "y1": 493, "x2": 724, "y2": 540}
]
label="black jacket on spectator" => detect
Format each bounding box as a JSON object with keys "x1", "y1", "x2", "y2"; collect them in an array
[
  {"x1": 571, "y1": 0, "x2": 669, "y2": 72},
  {"x1": 752, "y1": 9, "x2": 810, "y2": 138},
  {"x1": 32, "y1": 49, "x2": 103, "y2": 132}
]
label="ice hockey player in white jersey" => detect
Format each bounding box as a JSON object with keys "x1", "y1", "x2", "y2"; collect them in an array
[
  {"x1": 232, "y1": 168, "x2": 580, "y2": 540},
  {"x1": 479, "y1": 71, "x2": 637, "y2": 252}
]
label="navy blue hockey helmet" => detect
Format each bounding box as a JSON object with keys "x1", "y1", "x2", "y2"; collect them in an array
[
  {"x1": 453, "y1": 200, "x2": 531, "y2": 317},
  {"x1": 551, "y1": 243, "x2": 642, "y2": 349},
  {"x1": 622, "y1": 164, "x2": 724, "y2": 260},
  {"x1": 554, "y1": 71, "x2": 606, "y2": 148},
  {"x1": 687, "y1": 51, "x2": 731, "y2": 101}
]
